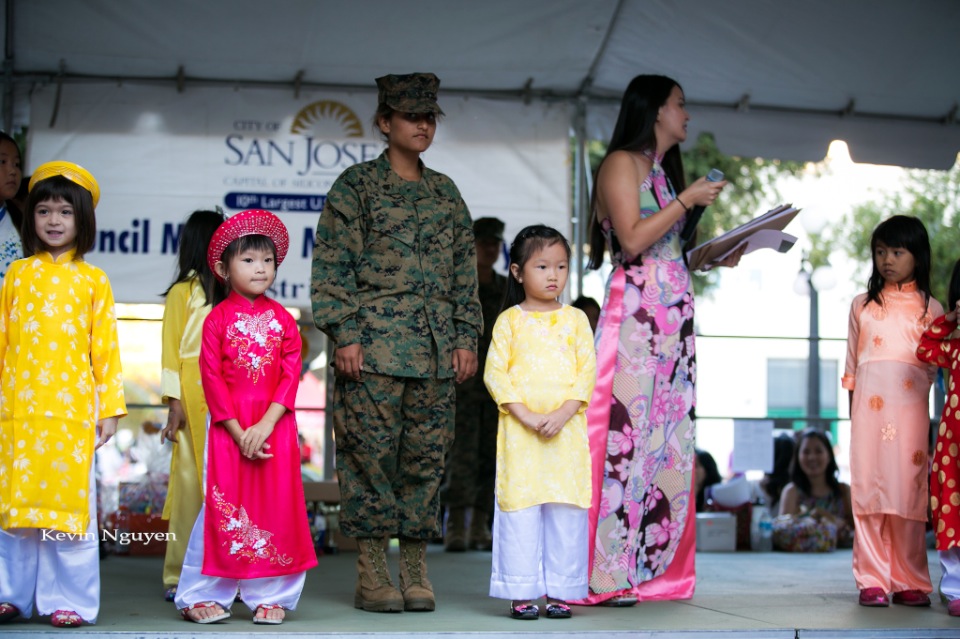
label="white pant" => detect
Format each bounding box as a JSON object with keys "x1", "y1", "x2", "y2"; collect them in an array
[
  {"x1": 940, "y1": 547, "x2": 960, "y2": 601},
  {"x1": 174, "y1": 505, "x2": 305, "y2": 612},
  {"x1": 0, "y1": 461, "x2": 100, "y2": 622},
  {"x1": 490, "y1": 500, "x2": 588, "y2": 601}
]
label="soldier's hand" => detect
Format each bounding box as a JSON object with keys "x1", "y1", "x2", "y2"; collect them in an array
[
  {"x1": 335, "y1": 343, "x2": 364, "y2": 381},
  {"x1": 452, "y1": 349, "x2": 477, "y2": 383}
]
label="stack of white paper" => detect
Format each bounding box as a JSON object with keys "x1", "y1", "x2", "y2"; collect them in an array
[{"x1": 685, "y1": 204, "x2": 800, "y2": 271}]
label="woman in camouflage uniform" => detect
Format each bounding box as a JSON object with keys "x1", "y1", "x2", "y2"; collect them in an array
[{"x1": 311, "y1": 72, "x2": 482, "y2": 613}]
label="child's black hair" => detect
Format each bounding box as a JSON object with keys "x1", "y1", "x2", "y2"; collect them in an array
[
  {"x1": 571, "y1": 295, "x2": 600, "y2": 314},
  {"x1": 502, "y1": 224, "x2": 571, "y2": 310},
  {"x1": 948, "y1": 258, "x2": 960, "y2": 312},
  {"x1": 864, "y1": 215, "x2": 932, "y2": 310},
  {"x1": 212, "y1": 234, "x2": 278, "y2": 306},
  {"x1": 163, "y1": 209, "x2": 226, "y2": 305}
]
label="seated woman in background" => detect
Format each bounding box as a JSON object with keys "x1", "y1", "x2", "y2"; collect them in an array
[
  {"x1": 694, "y1": 449, "x2": 723, "y2": 512},
  {"x1": 775, "y1": 429, "x2": 854, "y2": 551}
]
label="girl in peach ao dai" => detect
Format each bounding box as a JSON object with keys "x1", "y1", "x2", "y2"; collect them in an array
[
  {"x1": 484, "y1": 225, "x2": 596, "y2": 620},
  {"x1": 843, "y1": 215, "x2": 941, "y2": 608}
]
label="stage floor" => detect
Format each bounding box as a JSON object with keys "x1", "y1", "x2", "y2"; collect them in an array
[{"x1": 2, "y1": 546, "x2": 960, "y2": 638}]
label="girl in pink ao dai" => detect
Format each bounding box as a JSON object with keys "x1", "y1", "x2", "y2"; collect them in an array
[{"x1": 175, "y1": 209, "x2": 316, "y2": 625}]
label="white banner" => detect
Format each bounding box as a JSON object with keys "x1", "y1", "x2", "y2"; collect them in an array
[{"x1": 26, "y1": 84, "x2": 570, "y2": 307}]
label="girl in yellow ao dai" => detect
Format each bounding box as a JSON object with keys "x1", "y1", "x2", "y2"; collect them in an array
[
  {"x1": 484, "y1": 225, "x2": 596, "y2": 620},
  {"x1": 0, "y1": 162, "x2": 126, "y2": 627}
]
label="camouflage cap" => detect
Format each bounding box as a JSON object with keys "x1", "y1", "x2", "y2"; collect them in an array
[
  {"x1": 376, "y1": 72, "x2": 444, "y2": 115},
  {"x1": 473, "y1": 217, "x2": 505, "y2": 241}
]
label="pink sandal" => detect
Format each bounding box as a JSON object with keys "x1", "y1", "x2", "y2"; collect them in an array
[
  {"x1": 180, "y1": 601, "x2": 231, "y2": 624},
  {"x1": 253, "y1": 603, "x2": 284, "y2": 625},
  {"x1": 50, "y1": 610, "x2": 82, "y2": 627}
]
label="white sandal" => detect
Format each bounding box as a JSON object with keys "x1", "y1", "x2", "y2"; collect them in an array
[
  {"x1": 253, "y1": 603, "x2": 284, "y2": 625},
  {"x1": 180, "y1": 601, "x2": 231, "y2": 624}
]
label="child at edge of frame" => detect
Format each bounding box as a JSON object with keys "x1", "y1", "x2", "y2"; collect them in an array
[{"x1": 0, "y1": 161, "x2": 127, "y2": 627}]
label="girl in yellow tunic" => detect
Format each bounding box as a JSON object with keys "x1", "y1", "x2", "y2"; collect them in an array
[
  {"x1": 159, "y1": 209, "x2": 225, "y2": 602},
  {"x1": 0, "y1": 161, "x2": 126, "y2": 627},
  {"x1": 483, "y1": 225, "x2": 596, "y2": 620}
]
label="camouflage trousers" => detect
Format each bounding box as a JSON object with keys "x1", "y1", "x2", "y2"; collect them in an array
[
  {"x1": 442, "y1": 382, "x2": 498, "y2": 512},
  {"x1": 333, "y1": 372, "x2": 454, "y2": 539}
]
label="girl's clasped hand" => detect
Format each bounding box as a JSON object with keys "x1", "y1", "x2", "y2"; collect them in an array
[{"x1": 513, "y1": 404, "x2": 579, "y2": 439}]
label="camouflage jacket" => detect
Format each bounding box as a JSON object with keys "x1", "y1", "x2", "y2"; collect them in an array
[{"x1": 311, "y1": 152, "x2": 482, "y2": 379}]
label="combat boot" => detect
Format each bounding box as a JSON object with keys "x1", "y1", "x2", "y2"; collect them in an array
[
  {"x1": 354, "y1": 538, "x2": 403, "y2": 612},
  {"x1": 398, "y1": 538, "x2": 435, "y2": 611},
  {"x1": 444, "y1": 508, "x2": 467, "y2": 552},
  {"x1": 467, "y1": 509, "x2": 493, "y2": 551}
]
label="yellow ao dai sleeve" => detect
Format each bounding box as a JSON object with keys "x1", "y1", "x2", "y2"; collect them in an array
[{"x1": 484, "y1": 305, "x2": 596, "y2": 512}]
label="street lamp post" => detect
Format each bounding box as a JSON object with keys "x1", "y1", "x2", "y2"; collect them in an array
[
  {"x1": 805, "y1": 262, "x2": 821, "y2": 431},
  {"x1": 795, "y1": 208, "x2": 836, "y2": 432},
  {"x1": 795, "y1": 253, "x2": 829, "y2": 431}
]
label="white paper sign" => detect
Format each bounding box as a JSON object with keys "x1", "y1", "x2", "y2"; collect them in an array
[{"x1": 732, "y1": 420, "x2": 775, "y2": 472}]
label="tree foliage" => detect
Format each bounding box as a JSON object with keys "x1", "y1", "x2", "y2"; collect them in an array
[
  {"x1": 835, "y1": 160, "x2": 960, "y2": 306},
  {"x1": 681, "y1": 133, "x2": 805, "y2": 294}
]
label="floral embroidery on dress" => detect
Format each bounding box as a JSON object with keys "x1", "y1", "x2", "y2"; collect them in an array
[
  {"x1": 211, "y1": 485, "x2": 293, "y2": 566},
  {"x1": 869, "y1": 395, "x2": 884, "y2": 411},
  {"x1": 226, "y1": 309, "x2": 284, "y2": 383},
  {"x1": 881, "y1": 422, "x2": 897, "y2": 441}
]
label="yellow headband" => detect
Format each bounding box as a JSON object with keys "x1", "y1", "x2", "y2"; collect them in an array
[{"x1": 28, "y1": 161, "x2": 100, "y2": 207}]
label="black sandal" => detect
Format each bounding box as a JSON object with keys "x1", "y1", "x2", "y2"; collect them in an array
[
  {"x1": 545, "y1": 602, "x2": 571, "y2": 619},
  {"x1": 509, "y1": 603, "x2": 539, "y2": 620}
]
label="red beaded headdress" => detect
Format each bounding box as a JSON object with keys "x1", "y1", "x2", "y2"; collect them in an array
[{"x1": 207, "y1": 209, "x2": 290, "y2": 281}]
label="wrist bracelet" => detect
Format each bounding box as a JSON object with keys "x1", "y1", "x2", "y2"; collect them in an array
[{"x1": 675, "y1": 196, "x2": 690, "y2": 212}]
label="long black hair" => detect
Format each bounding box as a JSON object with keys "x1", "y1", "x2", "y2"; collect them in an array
[
  {"x1": 695, "y1": 448, "x2": 723, "y2": 512},
  {"x1": 162, "y1": 209, "x2": 226, "y2": 305},
  {"x1": 947, "y1": 258, "x2": 960, "y2": 311},
  {"x1": 865, "y1": 215, "x2": 932, "y2": 310},
  {"x1": 502, "y1": 224, "x2": 571, "y2": 310},
  {"x1": 763, "y1": 433, "x2": 796, "y2": 510},
  {"x1": 789, "y1": 429, "x2": 841, "y2": 498},
  {"x1": 586, "y1": 75, "x2": 687, "y2": 269}
]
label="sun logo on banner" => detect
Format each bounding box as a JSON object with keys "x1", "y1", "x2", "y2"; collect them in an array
[{"x1": 290, "y1": 100, "x2": 364, "y2": 138}]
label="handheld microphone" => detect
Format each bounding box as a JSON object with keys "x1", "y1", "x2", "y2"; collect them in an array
[{"x1": 679, "y1": 168, "x2": 724, "y2": 244}]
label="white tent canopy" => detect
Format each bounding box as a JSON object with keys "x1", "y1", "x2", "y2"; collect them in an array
[{"x1": 5, "y1": 0, "x2": 959, "y2": 169}]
